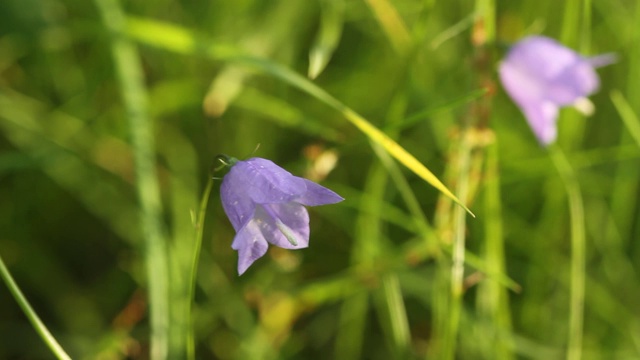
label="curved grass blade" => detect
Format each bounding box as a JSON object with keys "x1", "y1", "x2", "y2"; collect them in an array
[
  {"x1": 0, "y1": 253, "x2": 72, "y2": 360},
  {"x1": 124, "y1": 17, "x2": 474, "y2": 216}
]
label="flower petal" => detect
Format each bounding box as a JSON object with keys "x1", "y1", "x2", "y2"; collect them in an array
[
  {"x1": 498, "y1": 35, "x2": 613, "y2": 146},
  {"x1": 231, "y1": 218, "x2": 269, "y2": 275},
  {"x1": 231, "y1": 158, "x2": 307, "y2": 204},
  {"x1": 256, "y1": 203, "x2": 310, "y2": 249},
  {"x1": 522, "y1": 101, "x2": 559, "y2": 145},
  {"x1": 297, "y1": 179, "x2": 344, "y2": 206},
  {"x1": 587, "y1": 53, "x2": 617, "y2": 68},
  {"x1": 546, "y1": 60, "x2": 599, "y2": 105},
  {"x1": 499, "y1": 56, "x2": 546, "y2": 106},
  {"x1": 499, "y1": 36, "x2": 602, "y2": 106},
  {"x1": 507, "y1": 36, "x2": 580, "y2": 82},
  {"x1": 221, "y1": 176, "x2": 256, "y2": 231}
]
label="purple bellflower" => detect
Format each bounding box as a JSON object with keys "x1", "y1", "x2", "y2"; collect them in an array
[
  {"x1": 220, "y1": 156, "x2": 344, "y2": 275},
  {"x1": 499, "y1": 36, "x2": 615, "y2": 145}
]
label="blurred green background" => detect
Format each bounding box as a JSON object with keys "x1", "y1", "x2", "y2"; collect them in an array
[{"x1": 1, "y1": 0, "x2": 639, "y2": 359}]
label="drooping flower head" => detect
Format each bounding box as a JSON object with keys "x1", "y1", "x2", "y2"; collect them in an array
[
  {"x1": 219, "y1": 156, "x2": 344, "y2": 275},
  {"x1": 498, "y1": 36, "x2": 615, "y2": 145}
]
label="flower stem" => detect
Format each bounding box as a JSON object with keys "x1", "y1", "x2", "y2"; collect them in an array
[
  {"x1": 186, "y1": 177, "x2": 214, "y2": 360},
  {"x1": 0, "y1": 252, "x2": 71, "y2": 360},
  {"x1": 477, "y1": 140, "x2": 513, "y2": 360}
]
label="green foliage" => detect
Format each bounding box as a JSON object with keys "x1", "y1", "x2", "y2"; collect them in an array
[{"x1": 1, "y1": 0, "x2": 639, "y2": 359}]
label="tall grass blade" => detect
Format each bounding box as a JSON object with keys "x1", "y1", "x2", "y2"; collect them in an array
[
  {"x1": 444, "y1": 129, "x2": 473, "y2": 360},
  {"x1": 95, "y1": 0, "x2": 170, "y2": 358}
]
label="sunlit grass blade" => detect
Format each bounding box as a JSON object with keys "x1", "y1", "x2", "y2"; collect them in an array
[
  {"x1": 610, "y1": 90, "x2": 640, "y2": 147},
  {"x1": 227, "y1": 56, "x2": 475, "y2": 216},
  {"x1": 0, "y1": 253, "x2": 72, "y2": 360},
  {"x1": 308, "y1": 0, "x2": 344, "y2": 79},
  {"x1": 123, "y1": 16, "x2": 474, "y2": 216},
  {"x1": 95, "y1": 1, "x2": 170, "y2": 358}
]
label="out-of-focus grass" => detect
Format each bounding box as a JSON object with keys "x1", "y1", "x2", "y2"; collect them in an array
[{"x1": 0, "y1": 0, "x2": 639, "y2": 359}]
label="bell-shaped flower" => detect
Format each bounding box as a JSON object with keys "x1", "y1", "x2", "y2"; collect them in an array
[
  {"x1": 220, "y1": 157, "x2": 344, "y2": 275},
  {"x1": 498, "y1": 36, "x2": 615, "y2": 145}
]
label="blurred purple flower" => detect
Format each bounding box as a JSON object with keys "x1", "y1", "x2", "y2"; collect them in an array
[
  {"x1": 499, "y1": 36, "x2": 615, "y2": 145},
  {"x1": 220, "y1": 157, "x2": 343, "y2": 275}
]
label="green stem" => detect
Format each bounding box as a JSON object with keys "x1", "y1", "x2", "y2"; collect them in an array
[
  {"x1": 94, "y1": 0, "x2": 169, "y2": 358},
  {"x1": 549, "y1": 146, "x2": 586, "y2": 360},
  {"x1": 186, "y1": 177, "x2": 214, "y2": 360},
  {"x1": 561, "y1": 0, "x2": 581, "y2": 47},
  {"x1": 443, "y1": 130, "x2": 472, "y2": 360},
  {"x1": 0, "y1": 253, "x2": 71, "y2": 360},
  {"x1": 474, "y1": 0, "x2": 495, "y2": 44},
  {"x1": 477, "y1": 140, "x2": 513, "y2": 360}
]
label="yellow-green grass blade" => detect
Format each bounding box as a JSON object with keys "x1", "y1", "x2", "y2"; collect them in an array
[{"x1": 124, "y1": 17, "x2": 474, "y2": 216}]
